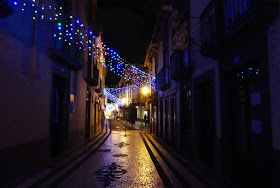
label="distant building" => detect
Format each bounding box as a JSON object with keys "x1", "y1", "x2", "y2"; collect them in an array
[{"x1": 117, "y1": 77, "x2": 139, "y2": 123}]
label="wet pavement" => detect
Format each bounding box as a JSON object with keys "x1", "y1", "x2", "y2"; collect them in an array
[{"x1": 57, "y1": 119, "x2": 165, "y2": 188}]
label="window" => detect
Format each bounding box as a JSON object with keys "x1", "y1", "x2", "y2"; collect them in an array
[
  {"x1": 1, "y1": 0, "x2": 12, "y2": 7},
  {"x1": 0, "y1": 0, "x2": 13, "y2": 18},
  {"x1": 201, "y1": 0, "x2": 216, "y2": 46},
  {"x1": 224, "y1": 0, "x2": 254, "y2": 27},
  {"x1": 164, "y1": 48, "x2": 169, "y2": 84}
]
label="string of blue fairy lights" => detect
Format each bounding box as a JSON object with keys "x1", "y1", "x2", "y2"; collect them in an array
[{"x1": 9, "y1": 0, "x2": 156, "y2": 92}]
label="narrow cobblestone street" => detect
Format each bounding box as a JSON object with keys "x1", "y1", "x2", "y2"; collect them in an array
[
  {"x1": 57, "y1": 119, "x2": 165, "y2": 188},
  {"x1": 2, "y1": 0, "x2": 279, "y2": 187}
]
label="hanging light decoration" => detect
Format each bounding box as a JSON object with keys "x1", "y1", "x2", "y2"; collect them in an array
[{"x1": 10, "y1": 0, "x2": 155, "y2": 88}]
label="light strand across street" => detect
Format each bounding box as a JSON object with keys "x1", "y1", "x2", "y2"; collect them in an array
[{"x1": 10, "y1": 0, "x2": 155, "y2": 88}]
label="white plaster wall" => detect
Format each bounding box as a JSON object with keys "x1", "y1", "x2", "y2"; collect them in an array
[
  {"x1": 0, "y1": 3, "x2": 56, "y2": 148},
  {"x1": 68, "y1": 71, "x2": 87, "y2": 132},
  {"x1": 267, "y1": 2, "x2": 280, "y2": 150},
  {"x1": 0, "y1": 0, "x2": 91, "y2": 149}
]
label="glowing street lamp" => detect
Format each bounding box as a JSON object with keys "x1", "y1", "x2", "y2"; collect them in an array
[
  {"x1": 121, "y1": 97, "x2": 127, "y2": 106},
  {"x1": 141, "y1": 86, "x2": 149, "y2": 96},
  {"x1": 140, "y1": 85, "x2": 150, "y2": 129}
]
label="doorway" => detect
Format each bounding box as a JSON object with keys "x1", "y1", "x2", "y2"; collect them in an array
[
  {"x1": 170, "y1": 96, "x2": 176, "y2": 145},
  {"x1": 160, "y1": 99, "x2": 163, "y2": 137},
  {"x1": 226, "y1": 66, "x2": 268, "y2": 185},
  {"x1": 85, "y1": 86, "x2": 91, "y2": 142},
  {"x1": 194, "y1": 80, "x2": 215, "y2": 166},
  {"x1": 181, "y1": 88, "x2": 193, "y2": 156},
  {"x1": 165, "y1": 98, "x2": 169, "y2": 142},
  {"x1": 94, "y1": 102, "x2": 97, "y2": 134},
  {"x1": 50, "y1": 75, "x2": 69, "y2": 157}
]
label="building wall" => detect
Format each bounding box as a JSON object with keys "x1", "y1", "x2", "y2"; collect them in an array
[
  {"x1": 0, "y1": 0, "x2": 102, "y2": 185},
  {"x1": 188, "y1": 0, "x2": 223, "y2": 175},
  {"x1": 157, "y1": 40, "x2": 164, "y2": 137},
  {"x1": 68, "y1": 70, "x2": 87, "y2": 148},
  {"x1": 267, "y1": 2, "x2": 280, "y2": 186},
  {"x1": 0, "y1": 1, "x2": 56, "y2": 185},
  {"x1": 267, "y1": 1, "x2": 280, "y2": 151},
  {"x1": 157, "y1": 41, "x2": 164, "y2": 71},
  {"x1": 190, "y1": 0, "x2": 221, "y2": 138},
  {"x1": 154, "y1": 13, "x2": 183, "y2": 147}
]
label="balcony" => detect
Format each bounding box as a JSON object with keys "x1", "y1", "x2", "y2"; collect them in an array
[
  {"x1": 157, "y1": 67, "x2": 170, "y2": 92},
  {"x1": 200, "y1": 0, "x2": 221, "y2": 57},
  {"x1": 224, "y1": 0, "x2": 278, "y2": 38},
  {"x1": 0, "y1": 0, "x2": 13, "y2": 18},
  {"x1": 49, "y1": 44, "x2": 84, "y2": 70},
  {"x1": 85, "y1": 63, "x2": 99, "y2": 86},
  {"x1": 170, "y1": 51, "x2": 192, "y2": 81}
]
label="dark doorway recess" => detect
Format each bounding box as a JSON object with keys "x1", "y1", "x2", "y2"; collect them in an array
[
  {"x1": 50, "y1": 74, "x2": 70, "y2": 158},
  {"x1": 194, "y1": 69, "x2": 216, "y2": 167},
  {"x1": 224, "y1": 66, "x2": 271, "y2": 186},
  {"x1": 165, "y1": 98, "x2": 169, "y2": 143},
  {"x1": 181, "y1": 86, "x2": 193, "y2": 157},
  {"x1": 160, "y1": 99, "x2": 163, "y2": 137},
  {"x1": 170, "y1": 96, "x2": 176, "y2": 145},
  {"x1": 85, "y1": 86, "x2": 91, "y2": 142}
]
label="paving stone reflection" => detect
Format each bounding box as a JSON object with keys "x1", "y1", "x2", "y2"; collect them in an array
[
  {"x1": 57, "y1": 119, "x2": 164, "y2": 187},
  {"x1": 114, "y1": 142, "x2": 130, "y2": 148},
  {"x1": 95, "y1": 162, "x2": 127, "y2": 187}
]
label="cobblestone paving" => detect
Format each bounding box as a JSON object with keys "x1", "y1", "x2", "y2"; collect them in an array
[{"x1": 58, "y1": 119, "x2": 164, "y2": 188}]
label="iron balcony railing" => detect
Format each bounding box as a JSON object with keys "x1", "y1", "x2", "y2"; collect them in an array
[
  {"x1": 170, "y1": 51, "x2": 192, "y2": 81},
  {"x1": 200, "y1": 0, "x2": 278, "y2": 57},
  {"x1": 49, "y1": 42, "x2": 85, "y2": 70},
  {"x1": 49, "y1": 19, "x2": 85, "y2": 70},
  {"x1": 0, "y1": 0, "x2": 13, "y2": 18},
  {"x1": 200, "y1": 0, "x2": 221, "y2": 57},
  {"x1": 157, "y1": 67, "x2": 170, "y2": 91},
  {"x1": 224, "y1": 0, "x2": 278, "y2": 37}
]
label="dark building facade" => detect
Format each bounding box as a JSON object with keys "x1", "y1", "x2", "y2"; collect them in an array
[
  {"x1": 145, "y1": 0, "x2": 191, "y2": 153},
  {"x1": 0, "y1": 0, "x2": 106, "y2": 186},
  {"x1": 147, "y1": 0, "x2": 280, "y2": 186}
]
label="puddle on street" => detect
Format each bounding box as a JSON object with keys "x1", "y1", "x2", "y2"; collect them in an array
[
  {"x1": 95, "y1": 162, "x2": 127, "y2": 187},
  {"x1": 114, "y1": 142, "x2": 130, "y2": 148},
  {"x1": 112, "y1": 154, "x2": 129, "y2": 157}
]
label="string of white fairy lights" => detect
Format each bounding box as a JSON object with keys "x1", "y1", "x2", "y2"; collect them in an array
[{"x1": 103, "y1": 86, "x2": 140, "y2": 103}]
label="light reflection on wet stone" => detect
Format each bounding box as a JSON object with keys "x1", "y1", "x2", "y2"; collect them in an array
[
  {"x1": 57, "y1": 119, "x2": 164, "y2": 188},
  {"x1": 114, "y1": 142, "x2": 130, "y2": 148},
  {"x1": 95, "y1": 162, "x2": 127, "y2": 187}
]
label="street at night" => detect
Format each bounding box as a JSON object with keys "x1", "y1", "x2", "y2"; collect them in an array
[
  {"x1": 17, "y1": 119, "x2": 209, "y2": 187},
  {"x1": 57, "y1": 119, "x2": 167, "y2": 188},
  {"x1": 1, "y1": 0, "x2": 280, "y2": 187}
]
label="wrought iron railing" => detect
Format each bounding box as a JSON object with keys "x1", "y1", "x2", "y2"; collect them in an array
[
  {"x1": 170, "y1": 51, "x2": 191, "y2": 81},
  {"x1": 0, "y1": 0, "x2": 13, "y2": 18},
  {"x1": 157, "y1": 67, "x2": 170, "y2": 91},
  {"x1": 224, "y1": 0, "x2": 278, "y2": 35},
  {"x1": 201, "y1": 0, "x2": 217, "y2": 48}
]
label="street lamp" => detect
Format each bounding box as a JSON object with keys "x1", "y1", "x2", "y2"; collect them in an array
[
  {"x1": 140, "y1": 86, "x2": 150, "y2": 129},
  {"x1": 141, "y1": 86, "x2": 149, "y2": 96},
  {"x1": 121, "y1": 97, "x2": 127, "y2": 106}
]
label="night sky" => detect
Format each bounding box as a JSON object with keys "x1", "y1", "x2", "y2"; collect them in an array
[{"x1": 97, "y1": 0, "x2": 162, "y2": 86}]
